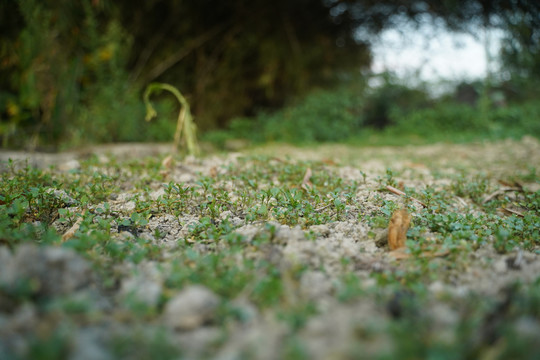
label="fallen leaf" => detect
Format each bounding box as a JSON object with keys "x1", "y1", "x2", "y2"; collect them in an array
[
  {"x1": 159, "y1": 170, "x2": 169, "y2": 178},
  {"x1": 301, "y1": 167, "x2": 313, "y2": 191},
  {"x1": 388, "y1": 208, "x2": 411, "y2": 250},
  {"x1": 162, "y1": 155, "x2": 174, "y2": 169}
]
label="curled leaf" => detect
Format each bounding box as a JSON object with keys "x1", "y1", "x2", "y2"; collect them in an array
[{"x1": 388, "y1": 208, "x2": 411, "y2": 250}]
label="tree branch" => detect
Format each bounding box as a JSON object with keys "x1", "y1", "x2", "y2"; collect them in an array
[{"x1": 143, "y1": 24, "x2": 227, "y2": 84}]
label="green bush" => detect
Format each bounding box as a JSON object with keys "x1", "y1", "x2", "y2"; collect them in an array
[
  {"x1": 386, "y1": 99, "x2": 540, "y2": 141},
  {"x1": 262, "y1": 87, "x2": 363, "y2": 143},
  {"x1": 390, "y1": 103, "x2": 484, "y2": 137},
  {"x1": 202, "y1": 75, "x2": 540, "y2": 147},
  {"x1": 205, "y1": 85, "x2": 365, "y2": 146},
  {"x1": 362, "y1": 81, "x2": 431, "y2": 129},
  {"x1": 489, "y1": 102, "x2": 540, "y2": 138}
]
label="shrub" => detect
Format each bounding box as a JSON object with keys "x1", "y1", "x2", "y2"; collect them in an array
[
  {"x1": 205, "y1": 85, "x2": 365, "y2": 145},
  {"x1": 361, "y1": 80, "x2": 431, "y2": 129},
  {"x1": 489, "y1": 102, "x2": 540, "y2": 138},
  {"x1": 262, "y1": 87, "x2": 363, "y2": 143},
  {"x1": 390, "y1": 103, "x2": 483, "y2": 137}
]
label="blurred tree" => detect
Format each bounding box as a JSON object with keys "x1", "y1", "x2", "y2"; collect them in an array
[
  {"x1": 1, "y1": 0, "x2": 539, "y2": 148},
  {"x1": 498, "y1": 2, "x2": 540, "y2": 100},
  {"x1": 0, "y1": 0, "x2": 133, "y2": 149},
  {"x1": 117, "y1": 0, "x2": 376, "y2": 130}
]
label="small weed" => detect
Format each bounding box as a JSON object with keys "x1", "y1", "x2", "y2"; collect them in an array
[
  {"x1": 144, "y1": 83, "x2": 199, "y2": 155},
  {"x1": 1, "y1": 142, "x2": 539, "y2": 359}
]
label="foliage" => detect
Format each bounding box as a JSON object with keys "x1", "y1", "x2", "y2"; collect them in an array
[
  {"x1": 204, "y1": 76, "x2": 540, "y2": 148},
  {"x1": 498, "y1": 2, "x2": 540, "y2": 81},
  {"x1": 203, "y1": 84, "x2": 365, "y2": 145},
  {"x1": 261, "y1": 85, "x2": 366, "y2": 143},
  {"x1": 1, "y1": 1, "x2": 540, "y2": 149},
  {"x1": 0, "y1": 0, "x2": 181, "y2": 150},
  {"x1": 362, "y1": 77, "x2": 432, "y2": 129}
]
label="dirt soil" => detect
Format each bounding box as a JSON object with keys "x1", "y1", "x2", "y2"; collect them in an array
[{"x1": 1, "y1": 137, "x2": 539, "y2": 359}]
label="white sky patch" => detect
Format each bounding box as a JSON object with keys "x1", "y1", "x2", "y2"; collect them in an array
[{"x1": 368, "y1": 18, "x2": 503, "y2": 83}]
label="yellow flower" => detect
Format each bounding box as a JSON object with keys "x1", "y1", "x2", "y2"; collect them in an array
[
  {"x1": 6, "y1": 101, "x2": 19, "y2": 117},
  {"x1": 98, "y1": 45, "x2": 114, "y2": 61}
]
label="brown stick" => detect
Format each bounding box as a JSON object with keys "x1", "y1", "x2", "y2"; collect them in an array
[
  {"x1": 499, "y1": 207, "x2": 525, "y2": 218},
  {"x1": 144, "y1": 24, "x2": 226, "y2": 83},
  {"x1": 385, "y1": 185, "x2": 427, "y2": 208},
  {"x1": 61, "y1": 211, "x2": 86, "y2": 242},
  {"x1": 482, "y1": 187, "x2": 522, "y2": 204}
]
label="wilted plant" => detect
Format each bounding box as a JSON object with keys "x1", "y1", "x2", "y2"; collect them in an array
[{"x1": 143, "y1": 83, "x2": 200, "y2": 156}]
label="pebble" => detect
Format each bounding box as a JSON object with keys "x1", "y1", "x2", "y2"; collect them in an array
[
  {"x1": 46, "y1": 188, "x2": 78, "y2": 206},
  {"x1": 0, "y1": 244, "x2": 92, "y2": 297},
  {"x1": 273, "y1": 225, "x2": 305, "y2": 245},
  {"x1": 300, "y1": 271, "x2": 332, "y2": 300},
  {"x1": 120, "y1": 262, "x2": 163, "y2": 307},
  {"x1": 494, "y1": 258, "x2": 508, "y2": 273},
  {"x1": 69, "y1": 327, "x2": 113, "y2": 360},
  {"x1": 163, "y1": 285, "x2": 220, "y2": 331}
]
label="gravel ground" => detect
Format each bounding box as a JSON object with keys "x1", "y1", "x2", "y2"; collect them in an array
[{"x1": 1, "y1": 137, "x2": 539, "y2": 359}]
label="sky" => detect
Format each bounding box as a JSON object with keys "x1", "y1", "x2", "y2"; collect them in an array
[{"x1": 369, "y1": 18, "x2": 503, "y2": 83}]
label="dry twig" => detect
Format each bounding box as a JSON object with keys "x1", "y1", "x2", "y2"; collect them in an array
[
  {"x1": 301, "y1": 167, "x2": 313, "y2": 191},
  {"x1": 498, "y1": 207, "x2": 525, "y2": 218},
  {"x1": 385, "y1": 185, "x2": 427, "y2": 208},
  {"x1": 482, "y1": 187, "x2": 522, "y2": 204},
  {"x1": 62, "y1": 212, "x2": 86, "y2": 242}
]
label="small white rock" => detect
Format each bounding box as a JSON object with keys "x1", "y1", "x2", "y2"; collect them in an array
[
  {"x1": 120, "y1": 262, "x2": 163, "y2": 307},
  {"x1": 300, "y1": 271, "x2": 332, "y2": 300},
  {"x1": 163, "y1": 285, "x2": 220, "y2": 331},
  {"x1": 494, "y1": 258, "x2": 508, "y2": 273}
]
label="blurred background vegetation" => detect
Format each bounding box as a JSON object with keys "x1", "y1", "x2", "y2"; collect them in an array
[{"x1": 1, "y1": 0, "x2": 539, "y2": 150}]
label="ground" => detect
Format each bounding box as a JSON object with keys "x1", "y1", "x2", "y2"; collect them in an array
[{"x1": 1, "y1": 137, "x2": 539, "y2": 359}]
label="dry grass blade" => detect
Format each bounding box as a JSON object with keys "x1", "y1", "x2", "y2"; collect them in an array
[
  {"x1": 62, "y1": 212, "x2": 85, "y2": 242},
  {"x1": 482, "y1": 187, "x2": 522, "y2": 204},
  {"x1": 301, "y1": 167, "x2": 313, "y2": 191},
  {"x1": 499, "y1": 207, "x2": 525, "y2": 218},
  {"x1": 386, "y1": 185, "x2": 427, "y2": 208},
  {"x1": 388, "y1": 208, "x2": 411, "y2": 250}
]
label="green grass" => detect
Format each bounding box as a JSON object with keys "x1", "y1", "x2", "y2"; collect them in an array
[{"x1": 1, "y1": 149, "x2": 539, "y2": 359}]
